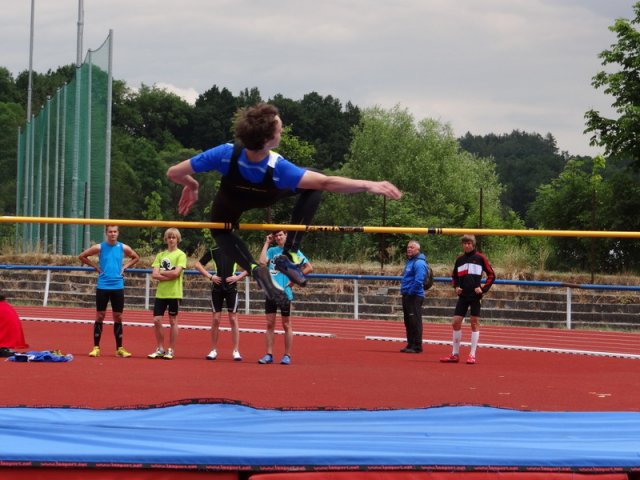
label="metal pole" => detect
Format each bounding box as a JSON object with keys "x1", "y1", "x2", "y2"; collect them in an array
[
  {"x1": 5, "y1": 217, "x2": 640, "y2": 239},
  {"x1": 84, "y1": 52, "x2": 93, "y2": 248},
  {"x1": 145, "y1": 273, "x2": 150, "y2": 310},
  {"x1": 43, "y1": 269, "x2": 51, "y2": 306},
  {"x1": 354, "y1": 279, "x2": 359, "y2": 320},
  {"x1": 566, "y1": 287, "x2": 572, "y2": 330},
  {"x1": 104, "y1": 30, "x2": 113, "y2": 219},
  {"x1": 245, "y1": 277, "x2": 250, "y2": 315},
  {"x1": 58, "y1": 87, "x2": 67, "y2": 254},
  {"x1": 44, "y1": 96, "x2": 51, "y2": 251},
  {"x1": 27, "y1": 0, "x2": 34, "y2": 121},
  {"x1": 76, "y1": 0, "x2": 84, "y2": 66}
]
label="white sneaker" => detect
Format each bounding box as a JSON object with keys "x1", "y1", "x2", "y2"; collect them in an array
[
  {"x1": 233, "y1": 350, "x2": 243, "y2": 362},
  {"x1": 206, "y1": 349, "x2": 218, "y2": 360},
  {"x1": 147, "y1": 348, "x2": 165, "y2": 359}
]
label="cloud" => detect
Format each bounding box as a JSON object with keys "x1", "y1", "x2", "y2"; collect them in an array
[
  {"x1": 2, "y1": 0, "x2": 635, "y2": 156},
  {"x1": 155, "y1": 83, "x2": 199, "y2": 105}
]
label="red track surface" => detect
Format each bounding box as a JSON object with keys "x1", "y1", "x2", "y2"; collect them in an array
[{"x1": 3, "y1": 305, "x2": 640, "y2": 412}]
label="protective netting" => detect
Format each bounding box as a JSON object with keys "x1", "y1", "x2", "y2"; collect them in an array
[{"x1": 16, "y1": 32, "x2": 112, "y2": 255}]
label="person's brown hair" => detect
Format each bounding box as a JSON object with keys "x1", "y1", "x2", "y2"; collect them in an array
[{"x1": 234, "y1": 103, "x2": 280, "y2": 150}]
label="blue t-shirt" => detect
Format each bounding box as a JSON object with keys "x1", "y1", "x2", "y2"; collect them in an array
[
  {"x1": 190, "y1": 143, "x2": 306, "y2": 192},
  {"x1": 97, "y1": 241, "x2": 125, "y2": 290},
  {"x1": 266, "y1": 246, "x2": 308, "y2": 301}
]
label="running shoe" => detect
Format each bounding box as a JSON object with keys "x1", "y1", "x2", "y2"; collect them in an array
[
  {"x1": 274, "y1": 254, "x2": 307, "y2": 286},
  {"x1": 258, "y1": 353, "x2": 273, "y2": 364},
  {"x1": 164, "y1": 348, "x2": 174, "y2": 360},
  {"x1": 280, "y1": 354, "x2": 291, "y2": 365},
  {"x1": 206, "y1": 349, "x2": 218, "y2": 360},
  {"x1": 466, "y1": 354, "x2": 476, "y2": 365},
  {"x1": 439, "y1": 354, "x2": 460, "y2": 363},
  {"x1": 88, "y1": 346, "x2": 100, "y2": 357},
  {"x1": 233, "y1": 350, "x2": 243, "y2": 362},
  {"x1": 147, "y1": 348, "x2": 165, "y2": 359},
  {"x1": 252, "y1": 265, "x2": 288, "y2": 305},
  {"x1": 116, "y1": 347, "x2": 132, "y2": 358}
]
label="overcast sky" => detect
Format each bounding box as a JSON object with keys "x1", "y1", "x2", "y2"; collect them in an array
[{"x1": 2, "y1": 1, "x2": 636, "y2": 156}]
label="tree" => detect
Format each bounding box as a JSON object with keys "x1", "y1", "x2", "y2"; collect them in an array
[
  {"x1": 236, "y1": 87, "x2": 263, "y2": 108},
  {"x1": 112, "y1": 84, "x2": 192, "y2": 152},
  {"x1": 190, "y1": 85, "x2": 237, "y2": 150},
  {"x1": 459, "y1": 130, "x2": 566, "y2": 223},
  {"x1": 310, "y1": 105, "x2": 513, "y2": 264},
  {"x1": 585, "y1": 2, "x2": 640, "y2": 167},
  {"x1": 271, "y1": 92, "x2": 360, "y2": 171},
  {"x1": 518, "y1": 142, "x2": 640, "y2": 273},
  {"x1": 14, "y1": 65, "x2": 75, "y2": 114},
  {"x1": 0, "y1": 67, "x2": 21, "y2": 103}
]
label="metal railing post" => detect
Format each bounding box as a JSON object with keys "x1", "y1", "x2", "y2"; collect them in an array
[
  {"x1": 43, "y1": 269, "x2": 51, "y2": 306},
  {"x1": 354, "y1": 278, "x2": 359, "y2": 320},
  {"x1": 245, "y1": 276, "x2": 250, "y2": 315},
  {"x1": 566, "y1": 287, "x2": 572, "y2": 330},
  {"x1": 145, "y1": 272, "x2": 150, "y2": 310}
]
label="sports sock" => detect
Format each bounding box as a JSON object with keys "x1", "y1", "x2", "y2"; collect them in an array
[
  {"x1": 470, "y1": 331, "x2": 480, "y2": 356},
  {"x1": 114, "y1": 322, "x2": 123, "y2": 348},
  {"x1": 93, "y1": 322, "x2": 103, "y2": 346},
  {"x1": 452, "y1": 329, "x2": 462, "y2": 355}
]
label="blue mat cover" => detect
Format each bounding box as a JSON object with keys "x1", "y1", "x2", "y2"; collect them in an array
[{"x1": 0, "y1": 403, "x2": 638, "y2": 471}]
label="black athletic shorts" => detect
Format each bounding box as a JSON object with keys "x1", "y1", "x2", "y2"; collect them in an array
[
  {"x1": 96, "y1": 288, "x2": 125, "y2": 313},
  {"x1": 211, "y1": 288, "x2": 238, "y2": 313},
  {"x1": 454, "y1": 295, "x2": 482, "y2": 317},
  {"x1": 153, "y1": 298, "x2": 180, "y2": 317},
  {"x1": 265, "y1": 298, "x2": 291, "y2": 316}
]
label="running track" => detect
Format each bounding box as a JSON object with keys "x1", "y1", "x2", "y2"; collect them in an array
[{"x1": 16, "y1": 305, "x2": 640, "y2": 359}]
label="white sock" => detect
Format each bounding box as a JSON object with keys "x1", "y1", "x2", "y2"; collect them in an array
[
  {"x1": 452, "y1": 330, "x2": 462, "y2": 355},
  {"x1": 470, "y1": 331, "x2": 480, "y2": 356}
]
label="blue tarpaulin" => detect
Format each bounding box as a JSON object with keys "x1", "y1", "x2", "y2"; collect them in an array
[{"x1": 0, "y1": 404, "x2": 638, "y2": 469}]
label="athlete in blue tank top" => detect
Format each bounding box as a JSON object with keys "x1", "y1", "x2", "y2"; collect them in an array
[{"x1": 79, "y1": 225, "x2": 140, "y2": 358}]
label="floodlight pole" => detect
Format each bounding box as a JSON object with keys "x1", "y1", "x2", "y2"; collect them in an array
[
  {"x1": 77, "y1": 0, "x2": 84, "y2": 66},
  {"x1": 27, "y1": 0, "x2": 34, "y2": 120}
]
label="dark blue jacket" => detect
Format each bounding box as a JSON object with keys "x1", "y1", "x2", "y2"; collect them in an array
[{"x1": 401, "y1": 253, "x2": 427, "y2": 297}]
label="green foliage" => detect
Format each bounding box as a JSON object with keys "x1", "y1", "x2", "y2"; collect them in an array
[
  {"x1": 0, "y1": 67, "x2": 21, "y2": 103},
  {"x1": 9, "y1": 63, "x2": 640, "y2": 272},
  {"x1": 528, "y1": 155, "x2": 640, "y2": 272},
  {"x1": 459, "y1": 130, "x2": 566, "y2": 223},
  {"x1": 190, "y1": 85, "x2": 237, "y2": 150},
  {"x1": 140, "y1": 180, "x2": 164, "y2": 252},
  {"x1": 0, "y1": 102, "x2": 24, "y2": 215},
  {"x1": 585, "y1": 2, "x2": 640, "y2": 166},
  {"x1": 272, "y1": 92, "x2": 360, "y2": 171},
  {"x1": 310, "y1": 105, "x2": 518, "y2": 265},
  {"x1": 113, "y1": 83, "x2": 192, "y2": 151},
  {"x1": 14, "y1": 65, "x2": 76, "y2": 113}
]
